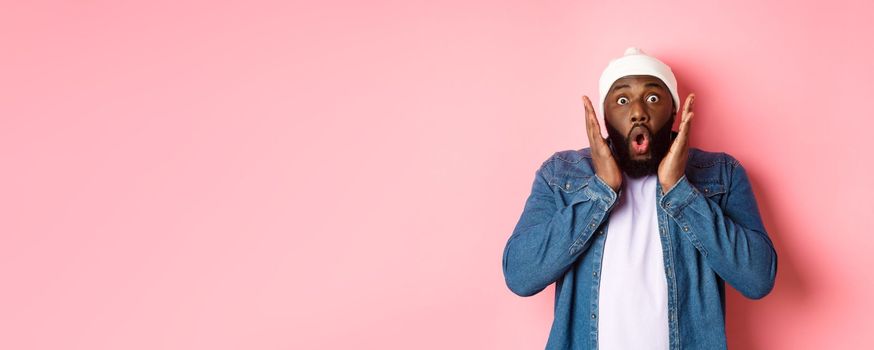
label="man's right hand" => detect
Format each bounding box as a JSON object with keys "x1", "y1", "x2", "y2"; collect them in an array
[{"x1": 582, "y1": 96, "x2": 622, "y2": 193}]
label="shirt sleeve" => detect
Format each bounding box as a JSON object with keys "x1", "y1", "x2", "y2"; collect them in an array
[
  {"x1": 502, "y1": 158, "x2": 621, "y2": 297},
  {"x1": 658, "y1": 159, "x2": 778, "y2": 299}
]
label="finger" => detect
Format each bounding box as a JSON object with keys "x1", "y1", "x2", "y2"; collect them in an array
[
  {"x1": 586, "y1": 97, "x2": 604, "y2": 140},
  {"x1": 582, "y1": 96, "x2": 594, "y2": 144},
  {"x1": 671, "y1": 111, "x2": 693, "y2": 154},
  {"x1": 669, "y1": 94, "x2": 695, "y2": 152},
  {"x1": 679, "y1": 94, "x2": 695, "y2": 138},
  {"x1": 582, "y1": 96, "x2": 599, "y2": 146},
  {"x1": 583, "y1": 96, "x2": 606, "y2": 143},
  {"x1": 682, "y1": 93, "x2": 695, "y2": 117}
]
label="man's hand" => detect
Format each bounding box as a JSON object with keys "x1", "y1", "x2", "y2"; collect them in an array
[
  {"x1": 658, "y1": 93, "x2": 695, "y2": 194},
  {"x1": 582, "y1": 96, "x2": 622, "y2": 192}
]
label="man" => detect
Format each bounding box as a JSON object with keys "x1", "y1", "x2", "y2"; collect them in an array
[{"x1": 501, "y1": 47, "x2": 777, "y2": 349}]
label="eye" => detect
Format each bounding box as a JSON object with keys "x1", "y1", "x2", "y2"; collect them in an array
[
  {"x1": 646, "y1": 94, "x2": 660, "y2": 103},
  {"x1": 617, "y1": 97, "x2": 629, "y2": 105}
]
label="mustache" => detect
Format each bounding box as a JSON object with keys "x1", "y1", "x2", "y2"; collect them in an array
[
  {"x1": 626, "y1": 123, "x2": 652, "y2": 140},
  {"x1": 624, "y1": 123, "x2": 656, "y2": 150}
]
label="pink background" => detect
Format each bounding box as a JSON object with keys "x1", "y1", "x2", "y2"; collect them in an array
[{"x1": 2, "y1": 1, "x2": 872, "y2": 349}]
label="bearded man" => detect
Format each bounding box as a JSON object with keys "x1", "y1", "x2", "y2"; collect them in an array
[{"x1": 502, "y1": 47, "x2": 778, "y2": 349}]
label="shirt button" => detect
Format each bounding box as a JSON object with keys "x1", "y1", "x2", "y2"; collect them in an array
[
  {"x1": 591, "y1": 313, "x2": 597, "y2": 319},
  {"x1": 598, "y1": 229, "x2": 604, "y2": 235},
  {"x1": 593, "y1": 271, "x2": 598, "y2": 277},
  {"x1": 565, "y1": 183, "x2": 571, "y2": 190},
  {"x1": 683, "y1": 226, "x2": 689, "y2": 232}
]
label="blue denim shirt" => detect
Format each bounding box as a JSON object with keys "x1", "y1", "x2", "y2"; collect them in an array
[{"x1": 502, "y1": 145, "x2": 778, "y2": 349}]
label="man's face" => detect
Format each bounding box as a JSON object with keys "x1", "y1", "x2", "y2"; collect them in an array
[{"x1": 603, "y1": 75, "x2": 677, "y2": 178}]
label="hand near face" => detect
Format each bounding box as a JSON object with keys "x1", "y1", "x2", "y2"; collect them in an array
[
  {"x1": 658, "y1": 93, "x2": 695, "y2": 194},
  {"x1": 582, "y1": 95, "x2": 622, "y2": 192}
]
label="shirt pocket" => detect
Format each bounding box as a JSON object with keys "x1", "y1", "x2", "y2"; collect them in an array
[
  {"x1": 692, "y1": 180, "x2": 727, "y2": 206},
  {"x1": 548, "y1": 174, "x2": 591, "y2": 206}
]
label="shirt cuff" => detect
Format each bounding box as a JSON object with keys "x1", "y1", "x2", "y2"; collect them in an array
[
  {"x1": 659, "y1": 174, "x2": 700, "y2": 217},
  {"x1": 587, "y1": 174, "x2": 621, "y2": 210}
]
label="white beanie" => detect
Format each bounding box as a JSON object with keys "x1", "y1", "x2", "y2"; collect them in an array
[{"x1": 598, "y1": 47, "x2": 680, "y2": 120}]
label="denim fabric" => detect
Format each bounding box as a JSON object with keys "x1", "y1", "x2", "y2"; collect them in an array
[{"x1": 502, "y1": 144, "x2": 778, "y2": 349}]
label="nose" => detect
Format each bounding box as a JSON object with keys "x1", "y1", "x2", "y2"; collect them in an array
[{"x1": 630, "y1": 100, "x2": 649, "y2": 124}]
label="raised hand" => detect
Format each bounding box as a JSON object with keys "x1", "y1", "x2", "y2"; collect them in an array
[
  {"x1": 658, "y1": 93, "x2": 695, "y2": 194},
  {"x1": 582, "y1": 95, "x2": 622, "y2": 192}
]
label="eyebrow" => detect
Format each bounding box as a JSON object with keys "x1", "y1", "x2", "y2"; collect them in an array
[
  {"x1": 612, "y1": 82, "x2": 666, "y2": 92},
  {"x1": 612, "y1": 84, "x2": 630, "y2": 91}
]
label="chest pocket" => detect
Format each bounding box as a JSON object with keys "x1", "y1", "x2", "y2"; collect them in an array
[
  {"x1": 549, "y1": 175, "x2": 588, "y2": 193},
  {"x1": 691, "y1": 180, "x2": 727, "y2": 206},
  {"x1": 548, "y1": 174, "x2": 593, "y2": 206}
]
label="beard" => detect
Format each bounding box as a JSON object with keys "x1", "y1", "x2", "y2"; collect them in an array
[{"x1": 605, "y1": 116, "x2": 675, "y2": 179}]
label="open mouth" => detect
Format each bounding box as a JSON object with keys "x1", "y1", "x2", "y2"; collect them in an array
[{"x1": 628, "y1": 126, "x2": 651, "y2": 155}]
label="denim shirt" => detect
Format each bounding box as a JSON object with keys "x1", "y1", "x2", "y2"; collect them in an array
[{"x1": 502, "y1": 144, "x2": 778, "y2": 349}]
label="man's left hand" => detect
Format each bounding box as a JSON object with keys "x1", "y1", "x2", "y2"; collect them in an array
[{"x1": 658, "y1": 93, "x2": 695, "y2": 194}]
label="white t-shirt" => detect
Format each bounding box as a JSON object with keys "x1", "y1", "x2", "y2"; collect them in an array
[{"x1": 597, "y1": 173, "x2": 669, "y2": 349}]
